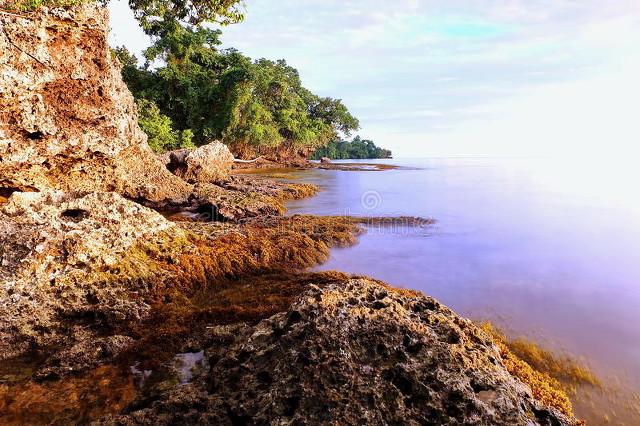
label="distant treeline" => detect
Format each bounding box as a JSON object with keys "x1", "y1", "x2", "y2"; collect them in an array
[{"x1": 311, "y1": 136, "x2": 392, "y2": 160}]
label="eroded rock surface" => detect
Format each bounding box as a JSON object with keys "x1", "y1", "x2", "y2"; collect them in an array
[
  {"x1": 0, "y1": 190, "x2": 188, "y2": 361},
  {"x1": 101, "y1": 279, "x2": 575, "y2": 426},
  {"x1": 166, "y1": 142, "x2": 234, "y2": 184},
  {"x1": 0, "y1": 5, "x2": 191, "y2": 205},
  {"x1": 0, "y1": 190, "x2": 363, "y2": 376}
]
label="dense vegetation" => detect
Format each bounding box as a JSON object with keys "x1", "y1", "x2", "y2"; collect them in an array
[
  {"x1": 311, "y1": 136, "x2": 392, "y2": 160},
  {"x1": 3, "y1": 0, "x2": 90, "y2": 10},
  {"x1": 114, "y1": 23, "x2": 359, "y2": 155},
  {"x1": 7, "y1": 0, "x2": 379, "y2": 158}
]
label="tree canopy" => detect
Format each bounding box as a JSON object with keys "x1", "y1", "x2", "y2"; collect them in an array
[{"x1": 115, "y1": 23, "x2": 360, "y2": 154}]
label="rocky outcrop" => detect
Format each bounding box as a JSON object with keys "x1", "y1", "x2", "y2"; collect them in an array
[
  {"x1": 0, "y1": 189, "x2": 363, "y2": 373},
  {"x1": 0, "y1": 5, "x2": 191, "y2": 205},
  {"x1": 193, "y1": 177, "x2": 317, "y2": 221},
  {"x1": 0, "y1": 190, "x2": 188, "y2": 360},
  {"x1": 100, "y1": 278, "x2": 575, "y2": 425},
  {"x1": 164, "y1": 142, "x2": 234, "y2": 184}
]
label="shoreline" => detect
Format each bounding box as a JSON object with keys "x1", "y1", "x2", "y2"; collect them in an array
[
  {"x1": 1, "y1": 166, "x2": 579, "y2": 425},
  {"x1": 0, "y1": 6, "x2": 580, "y2": 423}
]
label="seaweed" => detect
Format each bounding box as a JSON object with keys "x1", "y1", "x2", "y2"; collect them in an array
[{"x1": 480, "y1": 322, "x2": 598, "y2": 421}]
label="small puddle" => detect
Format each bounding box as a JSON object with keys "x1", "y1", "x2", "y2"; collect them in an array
[{"x1": 174, "y1": 350, "x2": 206, "y2": 384}]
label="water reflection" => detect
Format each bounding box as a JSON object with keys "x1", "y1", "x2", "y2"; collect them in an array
[{"x1": 286, "y1": 157, "x2": 640, "y2": 424}]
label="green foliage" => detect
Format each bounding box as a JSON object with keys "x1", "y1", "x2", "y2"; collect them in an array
[
  {"x1": 118, "y1": 24, "x2": 360, "y2": 154},
  {"x1": 2, "y1": 0, "x2": 243, "y2": 37},
  {"x1": 312, "y1": 136, "x2": 392, "y2": 160},
  {"x1": 3, "y1": 0, "x2": 95, "y2": 11},
  {"x1": 129, "y1": 0, "x2": 244, "y2": 35},
  {"x1": 136, "y1": 99, "x2": 195, "y2": 152}
]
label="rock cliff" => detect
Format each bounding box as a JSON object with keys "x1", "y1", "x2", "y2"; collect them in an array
[{"x1": 0, "y1": 4, "x2": 191, "y2": 205}]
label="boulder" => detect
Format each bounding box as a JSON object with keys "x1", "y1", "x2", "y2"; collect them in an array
[
  {"x1": 320, "y1": 156, "x2": 332, "y2": 164},
  {"x1": 99, "y1": 278, "x2": 575, "y2": 425},
  {"x1": 0, "y1": 5, "x2": 191, "y2": 206},
  {"x1": 0, "y1": 190, "x2": 186, "y2": 360},
  {"x1": 167, "y1": 142, "x2": 234, "y2": 184}
]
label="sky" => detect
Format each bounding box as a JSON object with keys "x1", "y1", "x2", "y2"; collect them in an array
[{"x1": 108, "y1": 0, "x2": 640, "y2": 158}]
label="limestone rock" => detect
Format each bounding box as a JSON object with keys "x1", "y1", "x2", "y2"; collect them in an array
[
  {"x1": 101, "y1": 279, "x2": 575, "y2": 425},
  {"x1": 0, "y1": 5, "x2": 191, "y2": 205},
  {"x1": 167, "y1": 142, "x2": 234, "y2": 184},
  {"x1": 0, "y1": 190, "x2": 186, "y2": 360}
]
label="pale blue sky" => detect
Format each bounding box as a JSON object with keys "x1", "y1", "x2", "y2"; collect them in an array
[{"x1": 109, "y1": 0, "x2": 640, "y2": 157}]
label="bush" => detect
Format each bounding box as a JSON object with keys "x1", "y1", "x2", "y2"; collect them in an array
[{"x1": 137, "y1": 99, "x2": 195, "y2": 152}]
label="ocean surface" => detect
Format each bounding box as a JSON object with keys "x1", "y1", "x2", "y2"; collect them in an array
[{"x1": 286, "y1": 157, "x2": 640, "y2": 424}]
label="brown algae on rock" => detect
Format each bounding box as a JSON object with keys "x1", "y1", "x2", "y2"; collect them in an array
[
  {"x1": 98, "y1": 278, "x2": 578, "y2": 426},
  {"x1": 0, "y1": 365, "x2": 136, "y2": 425},
  {"x1": 479, "y1": 322, "x2": 600, "y2": 419}
]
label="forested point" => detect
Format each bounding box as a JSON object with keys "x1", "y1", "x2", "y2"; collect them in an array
[
  {"x1": 113, "y1": 23, "x2": 361, "y2": 157},
  {"x1": 311, "y1": 137, "x2": 392, "y2": 160}
]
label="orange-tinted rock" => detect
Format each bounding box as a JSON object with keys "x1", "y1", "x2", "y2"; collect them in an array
[{"x1": 0, "y1": 5, "x2": 191, "y2": 205}]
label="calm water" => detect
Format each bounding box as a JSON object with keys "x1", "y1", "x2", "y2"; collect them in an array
[{"x1": 286, "y1": 157, "x2": 640, "y2": 424}]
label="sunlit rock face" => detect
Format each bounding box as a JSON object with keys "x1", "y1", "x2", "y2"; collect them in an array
[
  {"x1": 0, "y1": 4, "x2": 191, "y2": 205},
  {"x1": 174, "y1": 142, "x2": 235, "y2": 184}
]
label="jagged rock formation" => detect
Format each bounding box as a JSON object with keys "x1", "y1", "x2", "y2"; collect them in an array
[
  {"x1": 0, "y1": 5, "x2": 191, "y2": 205},
  {"x1": 0, "y1": 189, "x2": 362, "y2": 374},
  {"x1": 100, "y1": 279, "x2": 576, "y2": 425}
]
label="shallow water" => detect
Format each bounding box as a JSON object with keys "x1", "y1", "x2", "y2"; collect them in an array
[{"x1": 286, "y1": 157, "x2": 640, "y2": 424}]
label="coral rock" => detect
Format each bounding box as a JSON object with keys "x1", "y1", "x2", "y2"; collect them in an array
[
  {"x1": 0, "y1": 190, "x2": 183, "y2": 360},
  {"x1": 0, "y1": 5, "x2": 191, "y2": 205},
  {"x1": 168, "y1": 142, "x2": 234, "y2": 184},
  {"x1": 101, "y1": 279, "x2": 576, "y2": 425}
]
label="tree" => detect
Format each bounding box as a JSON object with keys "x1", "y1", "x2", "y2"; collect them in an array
[
  {"x1": 129, "y1": 0, "x2": 244, "y2": 35},
  {"x1": 312, "y1": 136, "x2": 392, "y2": 160},
  {"x1": 5, "y1": 0, "x2": 244, "y2": 36},
  {"x1": 137, "y1": 99, "x2": 195, "y2": 152},
  {"x1": 117, "y1": 23, "x2": 360, "y2": 155}
]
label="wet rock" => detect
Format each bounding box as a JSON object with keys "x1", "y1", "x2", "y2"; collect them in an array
[
  {"x1": 35, "y1": 334, "x2": 135, "y2": 379},
  {"x1": 100, "y1": 279, "x2": 576, "y2": 425},
  {"x1": 193, "y1": 176, "x2": 317, "y2": 221},
  {"x1": 0, "y1": 5, "x2": 191, "y2": 206}
]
